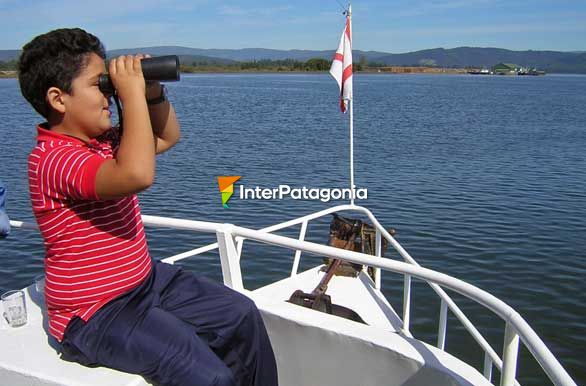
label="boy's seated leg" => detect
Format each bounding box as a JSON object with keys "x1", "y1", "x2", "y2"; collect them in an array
[
  {"x1": 154, "y1": 262, "x2": 278, "y2": 386},
  {"x1": 61, "y1": 287, "x2": 236, "y2": 386}
]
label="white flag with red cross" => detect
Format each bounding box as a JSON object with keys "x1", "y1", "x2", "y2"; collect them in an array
[{"x1": 329, "y1": 13, "x2": 353, "y2": 113}]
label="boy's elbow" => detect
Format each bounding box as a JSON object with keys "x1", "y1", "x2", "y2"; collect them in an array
[
  {"x1": 169, "y1": 123, "x2": 181, "y2": 147},
  {"x1": 129, "y1": 170, "x2": 155, "y2": 192},
  {"x1": 137, "y1": 176, "x2": 154, "y2": 192},
  {"x1": 138, "y1": 173, "x2": 155, "y2": 191},
  {"x1": 168, "y1": 130, "x2": 180, "y2": 149},
  {"x1": 156, "y1": 129, "x2": 180, "y2": 154}
]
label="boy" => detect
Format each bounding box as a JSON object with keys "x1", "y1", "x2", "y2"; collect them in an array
[{"x1": 18, "y1": 28, "x2": 278, "y2": 386}]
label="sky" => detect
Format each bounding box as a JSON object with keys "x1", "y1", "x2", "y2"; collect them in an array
[{"x1": 1, "y1": 0, "x2": 585, "y2": 53}]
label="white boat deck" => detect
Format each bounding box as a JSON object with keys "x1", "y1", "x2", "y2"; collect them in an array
[
  {"x1": 254, "y1": 265, "x2": 406, "y2": 333},
  {"x1": 0, "y1": 284, "x2": 150, "y2": 386},
  {"x1": 254, "y1": 266, "x2": 494, "y2": 386},
  {"x1": 0, "y1": 265, "x2": 493, "y2": 386},
  {"x1": 3, "y1": 206, "x2": 578, "y2": 386}
]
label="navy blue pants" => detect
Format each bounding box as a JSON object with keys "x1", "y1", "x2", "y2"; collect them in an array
[{"x1": 60, "y1": 261, "x2": 278, "y2": 386}]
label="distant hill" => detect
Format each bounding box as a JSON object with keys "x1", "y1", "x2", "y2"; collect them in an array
[
  {"x1": 1, "y1": 46, "x2": 585, "y2": 73},
  {"x1": 106, "y1": 47, "x2": 237, "y2": 65},
  {"x1": 371, "y1": 47, "x2": 586, "y2": 74},
  {"x1": 102, "y1": 46, "x2": 586, "y2": 73},
  {"x1": 105, "y1": 46, "x2": 389, "y2": 63}
]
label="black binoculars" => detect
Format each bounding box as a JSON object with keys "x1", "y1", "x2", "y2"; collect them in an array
[{"x1": 99, "y1": 55, "x2": 181, "y2": 95}]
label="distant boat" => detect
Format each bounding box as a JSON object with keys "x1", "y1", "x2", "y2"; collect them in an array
[
  {"x1": 467, "y1": 68, "x2": 492, "y2": 75},
  {"x1": 518, "y1": 68, "x2": 546, "y2": 76}
]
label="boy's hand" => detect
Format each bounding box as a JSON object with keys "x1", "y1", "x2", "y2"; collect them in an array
[
  {"x1": 95, "y1": 54, "x2": 155, "y2": 200},
  {"x1": 136, "y1": 54, "x2": 163, "y2": 100},
  {"x1": 109, "y1": 55, "x2": 146, "y2": 102}
]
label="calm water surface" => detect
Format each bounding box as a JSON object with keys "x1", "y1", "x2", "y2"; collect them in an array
[{"x1": 1, "y1": 73, "x2": 585, "y2": 385}]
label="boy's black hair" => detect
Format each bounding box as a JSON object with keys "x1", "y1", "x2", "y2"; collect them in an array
[{"x1": 17, "y1": 28, "x2": 106, "y2": 118}]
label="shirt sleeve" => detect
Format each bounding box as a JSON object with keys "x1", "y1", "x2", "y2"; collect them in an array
[{"x1": 41, "y1": 147, "x2": 106, "y2": 201}]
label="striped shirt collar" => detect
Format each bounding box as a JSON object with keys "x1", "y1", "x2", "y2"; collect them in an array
[{"x1": 36, "y1": 124, "x2": 105, "y2": 149}]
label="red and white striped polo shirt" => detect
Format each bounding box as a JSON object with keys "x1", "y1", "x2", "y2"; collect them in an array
[{"x1": 28, "y1": 125, "x2": 152, "y2": 341}]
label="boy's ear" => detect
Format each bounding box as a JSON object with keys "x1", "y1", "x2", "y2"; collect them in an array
[{"x1": 46, "y1": 87, "x2": 66, "y2": 114}]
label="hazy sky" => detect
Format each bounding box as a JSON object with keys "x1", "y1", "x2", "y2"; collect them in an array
[{"x1": 1, "y1": 0, "x2": 584, "y2": 52}]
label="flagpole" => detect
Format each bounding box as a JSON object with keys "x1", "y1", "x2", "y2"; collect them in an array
[
  {"x1": 348, "y1": 4, "x2": 355, "y2": 206},
  {"x1": 330, "y1": 3, "x2": 355, "y2": 205},
  {"x1": 349, "y1": 99, "x2": 355, "y2": 205}
]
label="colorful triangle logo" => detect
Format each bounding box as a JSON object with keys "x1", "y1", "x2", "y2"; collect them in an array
[{"x1": 217, "y1": 176, "x2": 241, "y2": 208}]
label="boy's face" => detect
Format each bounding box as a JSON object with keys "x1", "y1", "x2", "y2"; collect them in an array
[{"x1": 61, "y1": 53, "x2": 112, "y2": 138}]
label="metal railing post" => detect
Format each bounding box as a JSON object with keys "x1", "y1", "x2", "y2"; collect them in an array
[
  {"x1": 374, "y1": 229, "x2": 382, "y2": 289},
  {"x1": 403, "y1": 274, "x2": 411, "y2": 333},
  {"x1": 291, "y1": 220, "x2": 308, "y2": 277},
  {"x1": 437, "y1": 299, "x2": 448, "y2": 350},
  {"x1": 484, "y1": 352, "x2": 493, "y2": 382},
  {"x1": 216, "y1": 225, "x2": 244, "y2": 292},
  {"x1": 501, "y1": 323, "x2": 520, "y2": 386},
  {"x1": 236, "y1": 237, "x2": 244, "y2": 260}
]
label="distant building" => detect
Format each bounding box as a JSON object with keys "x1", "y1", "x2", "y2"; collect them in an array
[
  {"x1": 490, "y1": 63, "x2": 545, "y2": 76},
  {"x1": 491, "y1": 63, "x2": 520, "y2": 75}
]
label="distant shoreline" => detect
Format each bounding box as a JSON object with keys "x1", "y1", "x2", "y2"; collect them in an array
[
  {"x1": 0, "y1": 71, "x2": 16, "y2": 78},
  {"x1": 4, "y1": 69, "x2": 585, "y2": 79},
  {"x1": 0, "y1": 67, "x2": 501, "y2": 78}
]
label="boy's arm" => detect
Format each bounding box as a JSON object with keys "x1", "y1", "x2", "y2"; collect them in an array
[
  {"x1": 95, "y1": 55, "x2": 156, "y2": 200},
  {"x1": 146, "y1": 82, "x2": 180, "y2": 155}
]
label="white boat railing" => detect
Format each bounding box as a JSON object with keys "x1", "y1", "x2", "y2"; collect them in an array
[
  {"x1": 146, "y1": 204, "x2": 527, "y2": 385},
  {"x1": 9, "y1": 206, "x2": 577, "y2": 386}
]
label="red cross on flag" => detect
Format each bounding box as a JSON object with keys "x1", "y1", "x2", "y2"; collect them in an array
[{"x1": 330, "y1": 12, "x2": 353, "y2": 113}]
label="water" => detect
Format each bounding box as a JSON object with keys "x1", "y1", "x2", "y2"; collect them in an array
[{"x1": 1, "y1": 73, "x2": 585, "y2": 385}]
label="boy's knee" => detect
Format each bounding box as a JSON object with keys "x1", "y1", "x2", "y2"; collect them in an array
[
  {"x1": 233, "y1": 294, "x2": 261, "y2": 324},
  {"x1": 212, "y1": 367, "x2": 237, "y2": 386},
  {"x1": 231, "y1": 295, "x2": 267, "y2": 344},
  {"x1": 234, "y1": 292, "x2": 258, "y2": 313}
]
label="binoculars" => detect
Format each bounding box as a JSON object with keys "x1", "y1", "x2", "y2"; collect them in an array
[{"x1": 99, "y1": 55, "x2": 181, "y2": 95}]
